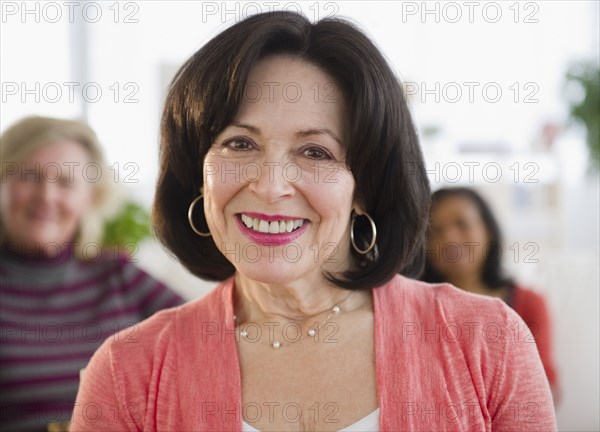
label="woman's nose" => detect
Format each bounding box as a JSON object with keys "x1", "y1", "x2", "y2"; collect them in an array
[
  {"x1": 247, "y1": 160, "x2": 296, "y2": 204},
  {"x1": 440, "y1": 226, "x2": 465, "y2": 245},
  {"x1": 35, "y1": 178, "x2": 60, "y2": 203}
]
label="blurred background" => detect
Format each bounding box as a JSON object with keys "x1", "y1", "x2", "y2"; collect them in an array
[{"x1": 1, "y1": 1, "x2": 598, "y2": 430}]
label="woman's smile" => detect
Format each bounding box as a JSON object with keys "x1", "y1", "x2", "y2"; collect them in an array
[{"x1": 236, "y1": 212, "x2": 310, "y2": 246}]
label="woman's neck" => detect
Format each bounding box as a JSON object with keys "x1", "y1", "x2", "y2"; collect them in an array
[
  {"x1": 1, "y1": 240, "x2": 76, "y2": 265},
  {"x1": 446, "y1": 273, "x2": 488, "y2": 294},
  {"x1": 233, "y1": 273, "x2": 369, "y2": 325}
]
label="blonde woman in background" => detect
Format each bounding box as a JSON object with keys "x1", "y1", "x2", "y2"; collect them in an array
[{"x1": 0, "y1": 116, "x2": 184, "y2": 432}]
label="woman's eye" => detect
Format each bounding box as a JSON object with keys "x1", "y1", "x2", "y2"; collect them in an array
[
  {"x1": 225, "y1": 138, "x2": 253, "y2": 151},
  {"x1": 58, "y1": 178, "x2": 74, "y2": 188},
  {"x1": 429, "y1": 226, "x2": 442, "y2": 237},
  {"x1": 304, "y1": 147, "x2": 331, "y2": 160},
  {"x1": 457, "y1": 219, "x2": 469, "y2": 231}
]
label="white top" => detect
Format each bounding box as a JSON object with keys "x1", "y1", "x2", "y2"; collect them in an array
[{"x1": 242, "y1": 407, "x2": 380, "y2": 432}]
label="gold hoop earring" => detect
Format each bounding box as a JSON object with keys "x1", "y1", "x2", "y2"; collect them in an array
[
  {"x1": 350, "y1": 210, "x2": 377, "y2": 254},
  {"x1": 188, "y1": 195, "x2": 211, "y2": 237}
]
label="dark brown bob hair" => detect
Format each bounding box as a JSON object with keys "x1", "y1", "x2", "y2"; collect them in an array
[{"x1": 153, "y1": 11, "x2": 431, "y2": 290}]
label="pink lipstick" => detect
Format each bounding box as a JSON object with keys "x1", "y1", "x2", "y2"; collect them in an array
[{"x1": 235, "y1": 213, "x2": 309, "y2": 246}]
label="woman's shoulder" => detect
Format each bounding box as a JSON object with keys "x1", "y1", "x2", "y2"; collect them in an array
[
  {"x1": 78, "y1": 252, "x2": 167, "y2": 289},
  {"x1": 80, "y1": 278, "x2": 234, "y2": 415},
  {"x1": 513, "y1": 284, "x2": 548, "y2": 304},
  {"x1": 77, "y1": 250, "x2": 140, "y2": 272},
  {"x1": 377, "y1": 274, "x2": 516, "y2": 323},
  {"x1": 510, "y1": 284, "x2": 552, "y2": 326},
  {"x1": 95, "y1": 277, "x2": 232, "y2": 359},
  {"x1": 376, "y1": 274, "x2": 533, "y2": 355},
  {"x1": 374, "y1": 276, "x2": 556, "y2": 429}
]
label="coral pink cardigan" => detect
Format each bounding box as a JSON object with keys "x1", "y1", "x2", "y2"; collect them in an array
[{"x1": 71, "y1": 275, "x2": 556, "y2": 431}]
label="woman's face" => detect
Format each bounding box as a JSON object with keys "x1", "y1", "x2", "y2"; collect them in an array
[
  {"x1": 0, "y1": 140, "x2": 94, "y2": 252},
  {"x1": 203, "y1": 55, "x2": 360, "y2": 285},
  {"x1": 427, "y1": 195, "x2": 490, "y2": 279}
]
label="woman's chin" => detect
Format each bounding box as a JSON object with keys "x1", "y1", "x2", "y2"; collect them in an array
[
  {"x1": 444, "y1": 264, "x2": 479, "y2": 278},
  {"x1": 234, "y1": 259, "x2": 312, "y2": 285},
  {"x1": 8, "y1": 234, "x2": 64, "y2": 249}
]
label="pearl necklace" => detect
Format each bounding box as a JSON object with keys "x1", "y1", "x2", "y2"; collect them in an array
[{"x1": 233, "y1": 293, "x2": 354, "y2": 350}]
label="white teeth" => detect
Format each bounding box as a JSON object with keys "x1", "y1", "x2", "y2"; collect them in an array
[
  {"x1": 259, "y1": 220, "x2": 269, "y2": 233},
  {"x1": 241, "y1": 214, "x2": 252, "y2": 227},
  {"x1": 240, "y1": 215, "x2": 305, "y2": 234},
  {"x1": 269, "y1": 221, "x2": 279, "y2": 233}
]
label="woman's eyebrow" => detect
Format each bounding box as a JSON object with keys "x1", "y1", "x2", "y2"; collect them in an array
[
  {"x1": 229, "y1": 122, "x2": 261, "y2": 134},
  {"x1": 229, "y1": 123, "x2": 342, "y2": 147},
  {"x1": 295, "y1": 128, "x2": 343, "y2": 146}
]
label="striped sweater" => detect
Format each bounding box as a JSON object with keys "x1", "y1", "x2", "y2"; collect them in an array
[{"x1": 0, "y1": 244, "x2": 184, "y2": 432}]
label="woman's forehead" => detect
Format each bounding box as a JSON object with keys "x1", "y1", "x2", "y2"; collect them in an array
[
  {"x1": 433, "y1": 196, "x2": 481, "y2": 218},
  {"x1": 25, "y1": 140, "x2": 90, "y2": 164},
  {"x1": 230, "y1": 56, "x2": 347, "y2": 140}
]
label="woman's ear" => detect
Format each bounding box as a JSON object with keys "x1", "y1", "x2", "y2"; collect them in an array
[
  {"x1": 352, "y1": 205, "x2": 366, "y2": 216},
  {"x1": 352, "y1": 190, "x2": 367, "y2": 216}
]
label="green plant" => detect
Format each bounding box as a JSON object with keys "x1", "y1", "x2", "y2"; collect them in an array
[
  {"x1": 565, "y1": 61, "x2": 600, "y2": 170},
  {"x1": 102, "y1": 201, "x2": 152, "y2": 248}
]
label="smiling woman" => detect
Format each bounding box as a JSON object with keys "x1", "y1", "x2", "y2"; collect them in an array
[{"x1": 71, "y1": 11, "x2": 557, "y2": 432}]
